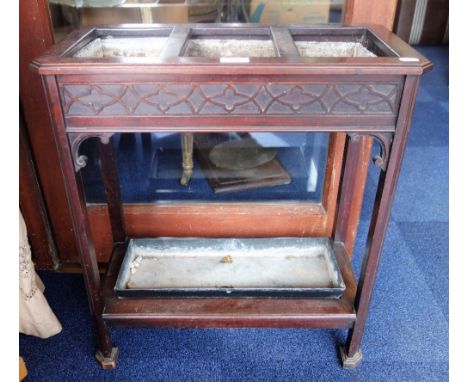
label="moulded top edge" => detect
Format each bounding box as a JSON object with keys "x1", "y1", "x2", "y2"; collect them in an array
[{"x1": 30, "y1": 23, "x2": 432, "y2": 75}]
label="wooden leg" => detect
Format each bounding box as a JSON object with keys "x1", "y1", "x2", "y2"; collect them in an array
[
  {"x1": 343, "y1": 165, "x2": 394, "y2": 359},
  {"x1": 334, "y1": 135, "x2": 370, "y2": 369},
  {"x1": 340, "y1": 76, "x2": 420, "y2": 367},
  {"x1": 180, "y1": 133, "x2": 194, "y2": 186},
  {"x1": 93, "y1": 269, "x2": 118, "y2": 369},
  {"x1": 76, "y1": 172, "x2": 119, "y2": 368},
  {"x1": 342, "y1": 167, "x2": 391, "y2": 366},
  {"x1": 334, "y1": 134, "x2": 373, "y2": 258},
  {"x1": 98, "y1": 139, "x2": 126, "y2": 243},
  {"x1": 339, "y1": 345, "x2": 363, "y2": 368},
  {"x1": 43, "y1": 76, "x2": 118, "y2": 369},
  {"x1": 96, "y1": 140, "x2": 124, "y2": 369},
  {"x1": 95, "y1": 338, "x2": 119, "y2": 369}
]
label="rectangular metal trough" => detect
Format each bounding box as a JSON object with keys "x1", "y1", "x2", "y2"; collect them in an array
[{"x1": 114, "y1": 237, "x2": 346, "y2": 298}]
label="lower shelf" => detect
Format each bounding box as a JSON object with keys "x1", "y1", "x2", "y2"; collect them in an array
[{"x1": 102, "y1": 241, "x2": 357, "y2": 329}]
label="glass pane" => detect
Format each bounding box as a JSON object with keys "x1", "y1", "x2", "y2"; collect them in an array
[
  {"x1": 47, "y1": 1, "x2": 346, "y2": 42},
  {"x1": 80, "y1": 132, "x2": 329, "y2": 203}
]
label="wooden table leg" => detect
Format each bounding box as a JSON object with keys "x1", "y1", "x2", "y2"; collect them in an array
[
  {"x1": 340, "y1": 76, "x2": 420, "y2": 368},
  {"x1": 180, "y1": 133, "x2": 194, "y2": 186},
  {"x1": 334, "y1": 134, "x2": 373, "y2": 258},
  {"x1": 43, "y1": 76, "x2": 118, "y2": 368},
  {"x1": 98, "y1": 139, "x2": 126, "y2": 243}
]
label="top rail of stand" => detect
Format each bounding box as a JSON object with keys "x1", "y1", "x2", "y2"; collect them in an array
[{"x1": 31, "y1": 23, "x2": 432, "y2": 76}]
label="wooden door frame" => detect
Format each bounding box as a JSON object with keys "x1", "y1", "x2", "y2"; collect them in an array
[
  {"x1": 344, "y1": 0, "x2": 399, "y2": 30},
  {"x1": 19, "y1": 108, "x2": 60, "y2": 269},
  {"x1": 20, "y1": 0, "x2": 79, "y2": 265}
]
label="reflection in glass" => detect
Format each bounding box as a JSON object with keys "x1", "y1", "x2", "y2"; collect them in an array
[
  {"x1": 48, "y1": 1, "x2": 345, "y2": 42},
  {"x1": 80, "y1": 132, "x2": 329, "y2": 203}
]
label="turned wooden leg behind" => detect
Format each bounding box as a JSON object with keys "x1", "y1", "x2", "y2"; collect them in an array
[{"x1": 180, "y1": 133, "x2": 194, "y2": 186}]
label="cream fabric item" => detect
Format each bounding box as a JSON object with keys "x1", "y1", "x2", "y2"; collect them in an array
[{"x1": 19, "y1": 211, "x2": 62, "y2": 338}]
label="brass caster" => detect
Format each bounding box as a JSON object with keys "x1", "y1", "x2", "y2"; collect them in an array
[
  {"x1": 95, "y1": 347, "x2": 119, "y2": 369},
  {"x1": 339, "y1": 346, "x2": 363, "y2": 369}
]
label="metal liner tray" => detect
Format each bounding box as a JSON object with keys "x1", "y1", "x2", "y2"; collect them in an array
[{"x1": 114, "y1": 237, "x2": 346, "y2": 298}]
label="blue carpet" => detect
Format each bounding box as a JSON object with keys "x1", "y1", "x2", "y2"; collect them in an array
[{"x1": 19, "y1": 45, "x2": 448, "y2": 381}]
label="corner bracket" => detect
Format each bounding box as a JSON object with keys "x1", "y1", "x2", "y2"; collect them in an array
[
  {"x1": 348, "y1": 132, "x2": 394, "y2": 171},
  {"x1": 68, "y1": 132, "x2": 114, "y2": 172}
]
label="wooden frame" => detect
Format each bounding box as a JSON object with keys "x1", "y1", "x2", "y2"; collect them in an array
[
  {"x1": 19, "y1": 109, "x2": 60, "y2": 269},
  {"x1": 32, "y1": 23, "x2": 431, "y2": 369},
  {"x1": 88, "y1": 132, "x2": 345, "y2": 261},
  {"x1": 19, "y1": 0, "x2": 79, "y2": 264},
  {"x1": 344, "y1": 0, "x2": 399, "y2": 31}
]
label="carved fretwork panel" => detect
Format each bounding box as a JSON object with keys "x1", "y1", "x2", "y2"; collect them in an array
[{"x1": 60, "y1": 82, "x2": 403, "y2": 117}]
